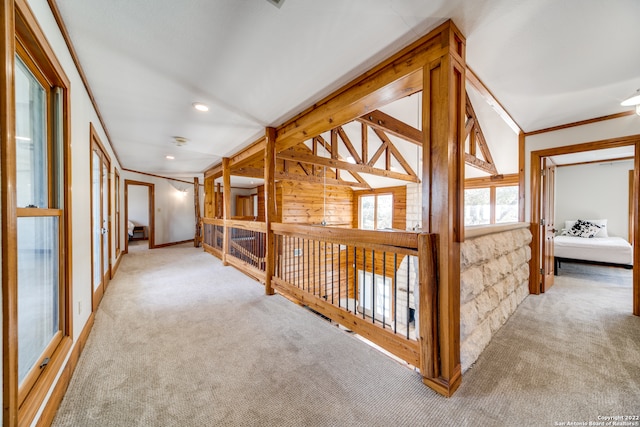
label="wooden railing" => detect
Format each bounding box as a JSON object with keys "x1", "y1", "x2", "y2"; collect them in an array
[
  {"x1": 202, "y1": 218, "x2": 267, "y2": 282},
  {"x1": 202, "y1": 219, "x2": 439, "y2": 381},
  {"x1": 270, "y1": 223, "x2": 437, "y2": 375},
  {"x1": 202, "y1": 218, "x2": 224, "y2": 257}
]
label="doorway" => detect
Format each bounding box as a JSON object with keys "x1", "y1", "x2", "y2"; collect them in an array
[
  {"x1": 90, "y1": 126, "x2": 111, "y2": 311},
  {"x1": 530, "y1": 136, "x2": 639, "y2": 316},
  {"x1": 125, "y1": 180, "x2": 155, "y2": 253}
]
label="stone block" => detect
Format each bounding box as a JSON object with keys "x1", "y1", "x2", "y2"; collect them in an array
[{"x1": 460, "y1": 266, "x2": 484, "y2": 304}]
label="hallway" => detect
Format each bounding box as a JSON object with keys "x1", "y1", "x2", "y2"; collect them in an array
[{"x1": 53, "y1": 245, "x2": 640, "y2": 426}]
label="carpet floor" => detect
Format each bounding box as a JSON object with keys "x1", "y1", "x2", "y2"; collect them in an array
[{"x1": 52, "y1": 246, "x2": 640, "y2": 427}]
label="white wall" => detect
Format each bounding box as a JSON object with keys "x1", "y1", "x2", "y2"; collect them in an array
[
  {"x1": 555, "y1": 161, "x2": 632, "y2": 238},
  {"x1": 524, "y1": 115, "x2": 640, "y2": 221}
]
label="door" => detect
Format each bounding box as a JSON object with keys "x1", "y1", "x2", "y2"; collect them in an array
[
  {"x1": 91, "y1": 133, "x2": 111, "y2": 311},
  {"x1": 540, "y1": 157, "x2": 556, "y2": 292}
]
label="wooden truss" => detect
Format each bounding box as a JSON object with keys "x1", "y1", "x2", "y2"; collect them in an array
[
  {"x1": 277, "y1": 111, "x2": 421, "y2": 185},
  {"x1": 464, "y1": 92, "x2": 498, "y2": 175}
]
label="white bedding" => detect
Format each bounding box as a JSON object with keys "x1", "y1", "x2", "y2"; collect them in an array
[
  {"x1": 128, "y1": 220, "x2": 135, "y2": 237},
  {"x1": 554, "y1": 235, "x2": 633, "y2": 266}
]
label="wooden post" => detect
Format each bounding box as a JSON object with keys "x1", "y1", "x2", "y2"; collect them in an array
[
  {"x1": 216, "y1": 182, "x2": 221, "y2": 218},
  {"x1": 264, "y1": 128, "x2": 276, "y2": 295},
  {"x1": 222, "y1": 158, "x2": 231, "y2": 266},
  {"x1": 194, "y1": 177, "x2": 201, "y2": 247},
  {"x1": 1, "y1": 0, "x2": 18, "y2": 423},
  {"x1": 418, "y1": 233, "x2": 438, "y2": 379},
  {"x1": 421, "y1": 22, "x2": 465, "y2": 396}
]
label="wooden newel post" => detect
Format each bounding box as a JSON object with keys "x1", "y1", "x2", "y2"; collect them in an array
[
  {"x1": 264, "y1": 127, "x2": 277, "y2": 295},
  {"x1": 222, "y1": 157, "x2": 231, "y2": 266},
  {"x1": 418, "y1": 232, "x2": 438, "y2": 379}
]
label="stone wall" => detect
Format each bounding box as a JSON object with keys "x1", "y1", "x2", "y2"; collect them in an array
[{"x1": 460, "y1": 224, "x2": 532, "y2": 371}]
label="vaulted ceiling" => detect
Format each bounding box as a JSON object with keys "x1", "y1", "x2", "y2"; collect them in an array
[{"x1": 52, "y1": 0, "x2": 640, "y2": 178}]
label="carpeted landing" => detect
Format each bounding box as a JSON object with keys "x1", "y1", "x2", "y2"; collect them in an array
[{"x1": 53, "y1": 247, "x2": 640, "y2": 426}]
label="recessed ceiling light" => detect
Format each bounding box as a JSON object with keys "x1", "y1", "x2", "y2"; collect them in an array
[
  {"x1": 192, "y1": 102, "x2": 209, "y2": 112},
  {"x1": 166, "y1": 155, "x2": 175, "y2": 160}
]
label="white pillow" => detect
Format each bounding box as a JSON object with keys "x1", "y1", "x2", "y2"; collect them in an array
[{"x1": 565, "y1": 219, "x2": 608, "y2": 238}]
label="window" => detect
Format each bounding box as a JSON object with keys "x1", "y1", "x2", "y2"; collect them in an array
[
  {"x1": 5, "y1": 4, "x2": 73, "y2": 424},
  {"x1": 359, "y1": 193, "x2": 393, "y2": 230},
  {"x1": 495, "y1": 186, "x2": 518, "y2": 223},
  {"x1": 358, "y1": 270, "x2": 392, "y2": 322},
  {"x1": 464, "y1": 174, "x2": 519, "y2": 226},
  {"x1": 464, "y1": 188, "x2": 490, "y2": 225}
]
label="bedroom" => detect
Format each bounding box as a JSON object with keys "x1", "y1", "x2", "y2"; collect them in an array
[{"x1": 554, "y1": 151, "x2": 634, "y2": 273}]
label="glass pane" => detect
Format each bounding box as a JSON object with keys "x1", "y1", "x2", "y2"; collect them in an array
[
  {"x1": 102, "y1": 162, "x2": 109, "y2": 276},
  {"x1": 15, "y1": 56, "x2": 47, "y2": 209},
  {"x1": 360, "y1": 196, "x2": 375, "y2": 230},
  {"x1": 496, "y1": 186, "x2": 519, "y2": 223},
  {"x1": 376, "y1": 194, "x2": 393, "y2": 230},
  {"x1": 464, "y1": 188, "x2": 490, "y2": 226},
  {"x1": 93, "y1": 151, "x2": 102, "y2": 290},
  {"x1": 18, "y1": 216, "x2": 60, "y2": 385}
]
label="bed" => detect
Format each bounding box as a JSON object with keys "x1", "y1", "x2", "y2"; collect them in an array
[
  {"x1": 554, "y1": 219, "x2": 633, "y2": 274},
  {"x1": 128, "y1": 220, "x2": 135, "y2": 240}
]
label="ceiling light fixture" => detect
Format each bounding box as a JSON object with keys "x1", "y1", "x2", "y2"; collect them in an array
[
  {"x1": 166, "y1": 155, "x2": 175, "y2": 160},
  {"x1": 620, "y1": 89, "x2": 640, "y2": 116},
  {"x1": 192, "y1": 102, "x2": 209, "y2": 112},
  {"x1": 172, "y1": 136, "x2": 189, "y2": 146},
  {"x1": 266, "y1": 0, "x2": 285, "y2": 8}
]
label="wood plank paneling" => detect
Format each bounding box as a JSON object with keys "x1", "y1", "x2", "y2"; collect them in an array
[{"x1": 278, "y1": 181, "x2": 353, "y2": 227}]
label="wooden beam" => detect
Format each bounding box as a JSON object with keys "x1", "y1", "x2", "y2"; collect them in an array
[
  {"x1": 336, "y1": 126, "x2": 362, "y2": 164},
  {"x1": 229, "y1": 137, "x2": 266, "y2": 169},
  {"x1": 361, "y1": 122, "x2": 368, "y2": 164},
  {"x1": 264, "y1": 128, "x2": 276, "y2": 295},
  {"x1": 278, "y1": 150, "x2": 420, "y2": 183},
  {"x1": 276, "y1": 69, "x2": 422, "y2": 151},
  {"x1": 275, "y1": 171, "x2": 370, "y2": 189},
  {"x1": 311, "y1": 135, "x2": 369, "y2": 187},
  {"x1": 330, "y1": 129, "x2": 338, "y2": 159},
  {"x1": 464, "y1": 153, "x2": 497, "y2": 175},
  {"x1": 524, "y1": 110, "x2": 635, "y2": 137},
  {"x1": 357, "y1": 109, "x2": 422, "y2": 145},
  {"x1": 372, "y1": 128, "x2": 418, "y2": 177},
  {"x1": 465, "y1": 94, "x2": 498, "y2": 175},
  {"x1": 466, "y1": 67, "x2": 522, "y2": 134},
  {"x1": 367, "y1": 140, "x2": 388, "y2": 167}
]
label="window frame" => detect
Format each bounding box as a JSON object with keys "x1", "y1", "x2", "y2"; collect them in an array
[
  {"x1": 357, "y1": 192, "x2": 393, "y2": 230},
  {"x1": 3, "y1": 1, "x2": 73, "y2": 425},
  {"x1": 354, "y1": 186, "x2": 406, "y2": 231},
  {"x1": 464, "y1": 173, "x2": 519, "y2": 225}
]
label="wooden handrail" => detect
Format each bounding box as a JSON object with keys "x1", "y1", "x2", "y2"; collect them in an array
[
  {"x1": 202, "y1": 217, "x2": 224, "y2": 226},
  {"x1": 271, "y1": 223, "x2": 421, "y2": 255},
  {"x1": 226, "y1": 219, "x2": 267, "y2": 232},
  {"x1": 202, "y1": 217, "x2": 267, "y2": 233}
]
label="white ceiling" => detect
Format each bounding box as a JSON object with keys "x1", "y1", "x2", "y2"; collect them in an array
[{"x1": 53, "y1": 0, "x2": 640, "y2": 179}]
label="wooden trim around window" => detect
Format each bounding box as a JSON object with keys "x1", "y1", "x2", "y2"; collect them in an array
[
  {"x1": 464, "y1": 173, "x2": 519, "y2": 188},
  {"x1": 5, "y1": 1, "x2": 74, "y2": 426},
  {"x1": 353, "y1": 186, "x2": 406, "y2": 230}
]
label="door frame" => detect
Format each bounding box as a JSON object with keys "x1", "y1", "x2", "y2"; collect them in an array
[
  {"x1": 124, "y1": 180, "x2": 155, "y2": 252},
  {"x1": 90, "y1": 124, "x2": 111, "y2": 311},
  {"x1": 530, "y1": 135, "x2": 640, "y2": 316},
  {"x1": 540, "y1": 157, "x2": 557, "y2": 292}
]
